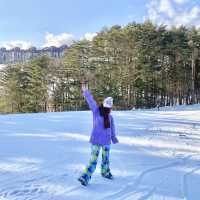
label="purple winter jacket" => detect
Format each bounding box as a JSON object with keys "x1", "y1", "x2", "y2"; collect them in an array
[{"x1": 83, "y1": 89, "x2": 119, "y2": 145}]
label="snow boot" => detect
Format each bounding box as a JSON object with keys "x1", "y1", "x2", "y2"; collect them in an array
[
  {"x1": 78, "y1": 176, "x2": 88, "y2": 186},
  {"x1": 101, "y1": 172, "x2": 113, "y2": 180}
]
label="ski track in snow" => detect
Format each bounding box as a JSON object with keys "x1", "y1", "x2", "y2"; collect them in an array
[
  {"x1": 1, "y1": 107, "x2": 200, "y2": 200},
  {"x1": 103, "y1": 160, "x2": 182, "y2": 200},
  {"x1": 182, "y1": 154, "x2": 200, "y2": 200},
  {"x1": 183, "y1": 166, "x2": 200, "y2": 200}
]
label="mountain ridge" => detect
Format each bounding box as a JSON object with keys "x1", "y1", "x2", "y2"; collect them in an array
[{"x1": 0, "y1": 45, "x2": 68, "y2": 64}]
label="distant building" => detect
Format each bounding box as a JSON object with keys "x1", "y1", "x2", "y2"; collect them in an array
[{"x1": 0, "y1": 45, "x2": 68, "y2": 64}]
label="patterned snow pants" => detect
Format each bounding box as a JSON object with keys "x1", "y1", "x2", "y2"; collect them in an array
[{"x1": 80, "y1": 144, "x2": 111, "y2": 183}]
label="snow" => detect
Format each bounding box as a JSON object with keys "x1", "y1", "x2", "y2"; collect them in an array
[
  {"x1": 143, "y1": 103, "x2": 200, "y2": 111},
  {"x1": 0, "y1": 64, "x2": 6, "y2": 70},
  {"x1": 0, "y1": 107, "x2": 200, "y2": 200}
]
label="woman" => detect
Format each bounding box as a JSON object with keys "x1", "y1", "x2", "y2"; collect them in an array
[{"x1": 78, "y1": 83, "x2": 119, "y2": 186}]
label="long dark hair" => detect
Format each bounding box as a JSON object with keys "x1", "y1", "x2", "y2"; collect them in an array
[{"x1": 99, "y1": 104, "x2": 111, "y2": 128}]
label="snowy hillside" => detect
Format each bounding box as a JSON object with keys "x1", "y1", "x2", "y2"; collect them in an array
[
  {"x1": 0, "y1": 107, "x2": 200, "y2": 200},
  {"x1": 148, "y1": 104, "x2": 200, "y2": 111}
]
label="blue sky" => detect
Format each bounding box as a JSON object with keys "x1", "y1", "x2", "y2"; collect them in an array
[{"x1": 0, "y1": 0, "x2": 199, "y2": 49}]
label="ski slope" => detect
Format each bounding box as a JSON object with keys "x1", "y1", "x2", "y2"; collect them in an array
[{"x1": 0, "y1": 106, "x2": 200, "y2": 200}]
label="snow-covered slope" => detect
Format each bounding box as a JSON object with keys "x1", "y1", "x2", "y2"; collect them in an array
[
  {"x1": 0, "y1": 107, "x2": 200, "y2": 200},
  {"x1": 149, "y1": 104, "x2": 200, "y2": 111}
]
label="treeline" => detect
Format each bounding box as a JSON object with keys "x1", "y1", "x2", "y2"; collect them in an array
[{"x1": 0, "y1": 21, "x2": 200, "y2": 113}]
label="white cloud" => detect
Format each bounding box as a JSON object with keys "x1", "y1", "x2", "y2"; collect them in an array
[
  {"x1": 0, "y1": 32, "x2": 97, "y2": 50},
  {"x1": 80, "y1": 32, "x2": 97, "y2": 41},
  {"x1": 0, "y1": 40, "x2": 32, "y2": 50},
  {"x1": 159, "y1": 0, "x2": 174, "y2": 17},
  {"x1": 146, "y1": 1, "x2": 161, "y2": 22},
  {"x1": 173, "y1": 6, "x2": 200, "y2": 27},
  {"x1": 146, "y1": 0, "x2": 200, "y2": 28},
  {"x1": 173, "y1": 0, "x2": 188, "y2": 4},
  {"x1": 42, "y1": 32, "x2": 74, "y2": 48}
]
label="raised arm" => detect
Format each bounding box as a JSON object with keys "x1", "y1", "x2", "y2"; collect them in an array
[
  {"x1": 110, "y1": 116, "x2": 119, "y2": 144},
  {"x1": 81, "y1": 83, "x2": 98, "y2": 112}
]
